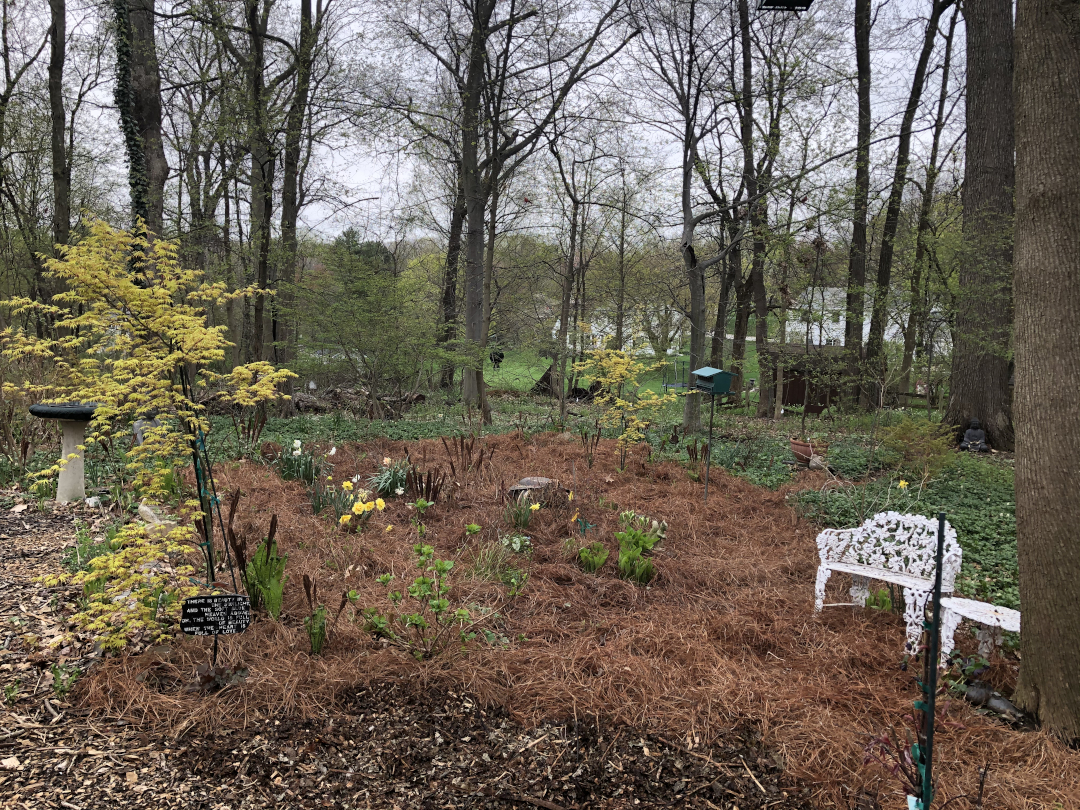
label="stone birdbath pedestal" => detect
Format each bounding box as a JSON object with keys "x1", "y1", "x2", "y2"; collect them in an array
[{"x1": 28, "y1": 402, "x2": 99, "y2": 503}]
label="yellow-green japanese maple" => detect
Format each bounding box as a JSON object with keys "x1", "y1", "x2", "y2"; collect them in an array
[{"x1": 1, "y1": 219, "x2": 294, "y2": 498}]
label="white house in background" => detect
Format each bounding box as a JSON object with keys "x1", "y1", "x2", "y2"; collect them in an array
[
  {"x1": 792, "y1": 287, "x2": 950, "y2": 354},
  {"x1": 552, "y1": 307, "x2": 687, "y2": 356}
]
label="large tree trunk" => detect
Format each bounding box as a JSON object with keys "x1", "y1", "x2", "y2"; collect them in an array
[
  {"x1": 865, "y1": 0, "x2": 952, "y2": 397},
  {"x1": 48, "y1": 0, "x2": 69, "y2": 252},
  {"x1": 247, "y1": 0, "x2": 273, "y2": 363},
  {"x1": 944, "y1": 0, "x2": 1015, "y2": 449},
  {"x1": 129, "y1": 0, "x2": 168, "y2": 234},
  {"x1": 1011, "y1": 0, "x2": 1080, "y2": 743},
  {"x1": 438, "y1": 180, "x2": 466, "y2": 388},
  {"x1": 843, "y1": 0, "x2": 871, "y2": 359},
  {"x1": 459, "y1": 3, "x2": 494, "y2": 414},
  {"x1": 278, "y1": 0, "x2": 317, "y2": 412},
  {"x1": 729, "y1": 272, "x2": 752, "y2": 403}
]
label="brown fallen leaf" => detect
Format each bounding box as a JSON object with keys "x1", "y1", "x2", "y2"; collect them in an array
[
  {"x1": 126, "y1": 770, "x2": 138, "y2": 784},
  {"x1": 10, "y1": 504, "x2": 27, "y2": 513},
  {"x1": 1, "y1": 756, "x2": 20, "y2": 769}
]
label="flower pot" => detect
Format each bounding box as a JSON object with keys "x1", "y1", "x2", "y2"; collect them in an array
[{"x1": 790, "y1": 438, "x2": 828, "y2": 466}]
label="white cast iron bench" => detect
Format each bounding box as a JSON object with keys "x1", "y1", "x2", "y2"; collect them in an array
[
  {"x1": 814, "y1": 511, "x2": 962, "y2": 654},
  {"x1": 938, "y1": 597, "x2": 1021, "y2": 666}
]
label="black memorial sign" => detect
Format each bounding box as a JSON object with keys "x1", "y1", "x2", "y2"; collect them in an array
[{"x1": 181, "y1": 594, "x2": 251, "y2": 636}]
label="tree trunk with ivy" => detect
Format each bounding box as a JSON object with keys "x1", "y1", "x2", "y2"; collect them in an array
[{"x1": 1011, "y1": 0, "x2": 1080, "y2": 743}]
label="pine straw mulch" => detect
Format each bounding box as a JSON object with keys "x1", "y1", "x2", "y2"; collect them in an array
[{"x1": 3, "y1": 431, "x2": 1079, "y2": 809}]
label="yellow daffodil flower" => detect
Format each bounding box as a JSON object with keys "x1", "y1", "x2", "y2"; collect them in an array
[
  {"x1": 898, "y1": 480, "x2": 909, "y2": 490},
  {"x1": 342, "y1": 481, "x2": 353, "y2": 491},
  {"x1": 375, "y1": 498, "x2": 386, "y2": 511},
  {"x1": 530, "y1": 503, "x2": 541, "y2": 512},
  {"x1": 382, "y1": 457, "x2": 392, "y2": 466},
  {"x1": 352, "y1": 502, "x2": 365, "y2": 515},
  {"x1": 339, "y1": 514, "x2": 351, "y2": 525},
  {"x1": 385, "y1": 524, "x2": 394, "y2": 532}
]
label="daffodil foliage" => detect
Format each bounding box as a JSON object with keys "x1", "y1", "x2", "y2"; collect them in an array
[
  {"x1": 574, "y1": 346, "x2": 675, "y2": 450},
  {"x1": 1, "y1": 220, "x2": 295, "y2": 498}
]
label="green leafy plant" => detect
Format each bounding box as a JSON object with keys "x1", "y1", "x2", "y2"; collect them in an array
[
  {"x1": 615, "y1": 511, "x2": 665, "y2": 586},
  {"x1": 500, "y1": 531, "x2": 532, "y2": 555},
  {"x1": 246, "y1": 516, "x2": 287, "y2": 619},
  {"x1": 357, "y1": 544, "x2": 472, "y2": 660},
  {"x1": 881, "y1": 416, "x2": 954, "y2": 485},
  {"x1": 302, "y1": 574, "x2": 344, "y2": 656},
  {"x1": 465, "y1": 523, "x2": 481, "y2": 535},
  {"x1": 504, "y1": 492, "x2": 539, "y2": 530},
  {"x1": 4, "y1": 678, "x2": 20, "y2": 705},
  {"x1": 277, "y1": 440, "x2": 325, "y2": 485},
  {"x1": 578, "y1": 541, "x2": 609, "y2": 573},
  {"x1": 867, "y1": 587, "x2": 893, "y2": 612},
  {"x1": 50, "y1": 663, "x2": 79, "y2": 697},
  {"x1": 368, "y1": 456, "x2": 411, "y2": 497}
]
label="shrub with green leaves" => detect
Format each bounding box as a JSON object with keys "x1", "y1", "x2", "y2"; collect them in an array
[
  {"x1": 881, "y1": 416, "x2": 954, "y2": 483},
  {"x1": 357, "y1": 544, "x2": 515, "y2": 660},
  {"x1": 578, "y1": 541, "x2": 609, "y2": 573}
]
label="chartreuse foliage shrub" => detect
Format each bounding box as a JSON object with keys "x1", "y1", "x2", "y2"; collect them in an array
[
  {"x1": 574, "y1": 346, "x2": 675, "y2": 465},
  {"x1": 7, "y1": 220, "x2": 294, "y2": 649},
  {"x1": 40, "y1": 523, "x2": 200, "y2": 651}
]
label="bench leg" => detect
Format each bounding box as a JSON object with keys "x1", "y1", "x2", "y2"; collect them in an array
[
  {"x1": 902, "y1": 587, "x2": 931, "y2": 656},
  {"x1": 814, "y1": 566, "x2": 832, "y2": 612},
  {"x1": 850, "y1": 575, "x2": 871, "y2": 609},
  {"x1": 976, "y1": 625, "x2": 1004, "y2": 659},
  {"x1": 940, "y1": 607, "x2": 963, "y2": 668}
]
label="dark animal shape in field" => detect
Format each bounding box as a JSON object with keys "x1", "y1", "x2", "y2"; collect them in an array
[
  {"x1": 490, "y1": 349, "x2": 505, "y2": 369},
  {"x1": 569, "y1": 381, "x2": 603, "y2": 402}
]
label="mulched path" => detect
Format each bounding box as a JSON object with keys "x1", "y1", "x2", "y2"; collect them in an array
[{"x1": 0, "y1": 495, "x2": 809, "y2": 809}]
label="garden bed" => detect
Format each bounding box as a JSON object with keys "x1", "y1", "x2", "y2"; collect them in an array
[{"x1": 3, "y1": 431, "x2": 1077, "y2": 808}]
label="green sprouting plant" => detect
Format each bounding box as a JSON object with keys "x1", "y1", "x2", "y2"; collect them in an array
[
  {"x1": 578, "y1": 419, "x2": 601, "y2": 468},
  {"x1": 615, "y1": 512, "x2": 665, "y2": 586},
  {"x1": 4, "y1": 678, "x2": 20, "y2": 705},
  {"x1": 500, "y1": 531, "x2": 532, "y2": 555},
  {"x1": 504, "y1": 493, "x2": 539, "y2": 530},
  {"x1": 246, "y1": 517, "x2": 287, "y2": 619},
  {"x1": 943, "y1": 652, "x2": 990, "y2": 696},
  {"x1": 357, "y1": 544, "x2": 503, "y2": 661},
  {"x1": 50, "y1": 663, "x2": 79, "y2": 697},
  {"x1": 302, "y1": 574, "x2": 336, "y2": 656},
  {"x1": 465, "y1": 523, "x2": 481, "y2": 535},
  {"x1": 276, "y1": 440, "x2": 325, "y2": 485},
  {"x1": 619, "y1": 510, "x2": 668, "y2": 541},
  {"x1": 867, "y1": 587, "x2": 893, "y2": 612},
  {"x1": 63, "y1": 520, "x2": 122, "y2": 574},
  {"x1": 368, "y1": 456, "x2": 411, "y2": 497},
  {"x1": 578, "y1": 541, "x2": 609, "y2": 573}
]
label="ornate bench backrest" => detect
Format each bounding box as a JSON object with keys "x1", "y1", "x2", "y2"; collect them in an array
[{"x1": 817, "y1": 511, "x2": 961, "y2": 592}]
